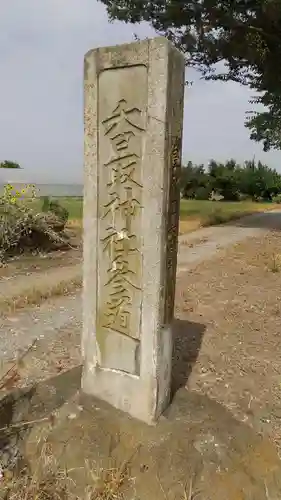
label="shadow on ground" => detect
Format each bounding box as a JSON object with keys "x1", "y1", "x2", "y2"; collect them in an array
[
  {"x1": 171, "y1": 318, "x2": 206, "y2": 397},
  {"x1": 0, "y1": 366, "x2": 82, "y2": 471},
  {"x1": 9, "y1": 368, "x2": 281, "y2": 500},
  {"x1": 0, "y1": 365, "x2": 82, "y2": 429},
  {"x1": 2, "y1": 365, "x2": 281, "y2": 499}
]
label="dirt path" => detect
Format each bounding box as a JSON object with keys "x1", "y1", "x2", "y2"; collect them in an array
[
  {"x1": 1, "y1": 209, "x2": 280, "y2": 314},
  {"x1": 1, "y1": 209, "x2": 281, "y2": 367},
  {"x1": 0, "y1": 293, "x2": 81, "y2": 362},
  {"x1": 1, "y1": 209, "x2": 281, "y2": 455},
  {"x1": 0, "y1": 263, "x2": 81, "y2": 318},
  {"x1": 175, "y1": 230, "x2": 281, "y2": 455},
  {"x1": 177, "y1": 208, "x2": 281, "y2": 273}
]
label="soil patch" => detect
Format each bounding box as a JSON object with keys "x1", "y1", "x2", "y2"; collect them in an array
[
  {"x1": 1, "y1": 370, "x2": 281, "y2": 500},
  {"x1": 1, "y1": 227, "x2": 281, "y2": 498},
  {"x1": 175, "y1": 230, "x2": 281, "y2": 453},
  {"x1": 0, "y1": 227, "x2": 82, "y2": 316},
  {"x1": 0, "y1": 226, "x2": 82, "y2": 280},
  {"x1": 1, "y1": 230, "x2": 281, "y2": 457}
]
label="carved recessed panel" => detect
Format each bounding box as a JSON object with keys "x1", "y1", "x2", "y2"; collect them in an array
[{"x1": 97, "y1": 66, "x2": 147, "y2": 356}]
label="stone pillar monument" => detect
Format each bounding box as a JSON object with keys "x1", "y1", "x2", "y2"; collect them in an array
[{"x1": 82, "y1": 37, "x2": 185, "y2": 424}]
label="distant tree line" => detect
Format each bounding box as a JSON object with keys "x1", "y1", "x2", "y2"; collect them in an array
[
  {"x1": 0, "y1": 160, "x2": 21, "y2": 169},
  {"x1": 180, "y1": 159, "x2": 281, "y2": 202}
]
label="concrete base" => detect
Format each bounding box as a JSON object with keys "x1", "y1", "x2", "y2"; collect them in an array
[{"x1": 81, "y1": 325, "x2": 172, "y2": 424}]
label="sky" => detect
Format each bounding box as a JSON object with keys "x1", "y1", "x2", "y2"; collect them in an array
[{"x1": 0, "y1": 0, "x2": 281, "y2": 184}]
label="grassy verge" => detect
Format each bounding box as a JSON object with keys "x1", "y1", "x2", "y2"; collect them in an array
[
  {"x1": 30, "y1": 196, "x2": 83, "y2": 221},
  {"x1": 0, "y1": 273, "x2": 82, "y2": 317},
  {"x1": 178, "y1": 199, "x2": 278, "y2": 234},
  {"x1": 35, "y1": 197, "x2": 278, "y2": 228}
]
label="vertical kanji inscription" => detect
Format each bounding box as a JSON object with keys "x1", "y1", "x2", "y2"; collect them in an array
[
  {"x1": 98, "y1": 66, "x2": 147, "y2": 342},
  {"x1": 164, "y1": 136, "x2": 181, "y2": 323}
]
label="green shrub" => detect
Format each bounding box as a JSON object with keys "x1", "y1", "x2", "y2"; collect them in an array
[
  {"x1": 194, "y1": 186, "x2": 213, "y2": 200},
  {"x1": 272, "y1": 193, "x2": 281, "y2": 204},
  {"x1": 49, "y1": 199, "x2": 69, "y2": 223},
  {"x1": 42, "y1": 196, "x2": 50, "y2": 212},
  {"x1": 203, "y1": 209, "x2": 226, "y2": 226},
  {"x1": 0, "y1": 185, "x2": 68, "y2": 260}
]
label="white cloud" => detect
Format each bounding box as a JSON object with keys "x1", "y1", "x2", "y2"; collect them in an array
[{"x1": 0, "y1": 0, "x2": 280, "y2": 183}]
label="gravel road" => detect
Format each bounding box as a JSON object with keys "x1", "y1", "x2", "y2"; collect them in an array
[
  {"x1": 176, "y1": 208, "x2": 281, "y2": 273},
  {"x1": 0, "y1": 293, "x2": 81, "y2": 362},
  {"x1": 1, "y1": 209, "x2": 281, "y2": 365}
]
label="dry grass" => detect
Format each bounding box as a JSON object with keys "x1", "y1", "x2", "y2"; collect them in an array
[
  {"x1": 181, "y1": 480, "x2": 201, "y2": 500},
  {"x1": 2, "y1": 440, "x2": 73, "y2": 500},
  {"x1": 2, "y1": 467, "x2": 129, "y2": 500},
  {"x1": 157, "y1": 475, "x2": 200, "y2": 500},
  {"x1": 268, "y1": 253, "x2": 281, "y2": 273},
  {"x1": 0, "y1": 224, "x2": 82, "y2": 315},
  {"x1": 1, "y1": 437, "x2": 131, "y2": 500},
  {"x1": 3, "y1": 471, "x2": 70, "y2": 500},
  {"x1": 178, "y1": 200, "x2": 278, "y2": 235},
  {"x1": 0, "y1": 275, "x2": 82, "y2": 317},
  {"x1": 178, "y1": 210, "x2": 252, "y2": 236},
  {"x1": 1, "y1": 454, "x2": 194, "y2": 500},
  {"x1": 178, "y1": 219, "x2": 202, "y2": 235},
  {"x1": 89, "y1": 464, "x2": 129, "y2": 500}
]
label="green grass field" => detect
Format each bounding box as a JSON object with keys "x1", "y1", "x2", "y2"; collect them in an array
[
  {"x1": 180, "y1": 199, "x2": 272, "y2": 218},
  {"x1": 33, "y1": 196, "x2": 83, "y2": 220},
  {"x1": 51, "y1": 196, "x2": 83, "y2": 220},
  {"x1": 179, "y1": 199, "x2": 277, "y2": 233},
  {"x1": 35, "y1": 196, "x2": 277, "y2": 232}
]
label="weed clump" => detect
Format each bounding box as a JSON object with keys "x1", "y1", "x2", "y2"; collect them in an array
[{"x1": 0, "y1": 184, "x2": 69, "y2": 261}]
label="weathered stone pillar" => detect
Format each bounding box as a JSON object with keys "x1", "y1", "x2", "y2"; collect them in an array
[{"x1": 82, "y1": 37, "x2": 185, "y2": 423}]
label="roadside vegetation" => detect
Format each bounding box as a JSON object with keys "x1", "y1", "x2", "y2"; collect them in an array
[
  {"x1": 180, "y1": 159, "x2": 281, "y2": 202},
  {"x1": 31, "y1": 156, "x2": 281, "y2": 235},
  {"x1": 1, "y1": 155, "x2": 281, "y2": 259},
  {"x1": 33, "y1": 196, "x2": 278, "y2": 235},
  {"x1": 0, "y1": 185, "x2": 72, "y2": 262}
]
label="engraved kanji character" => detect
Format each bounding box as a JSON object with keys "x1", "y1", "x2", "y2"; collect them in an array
[
  {"x1": 102, "y1": 188, "x2": 141, "y2": 221},
  {"x1": 101, "y1": 227, "x2": 138, "y2": 253},
  {"x1": 107, "y1": 165, "x2": 142, "y2": 189},
  {"x1": 102, "y1": 99, "x2": 145, "y2": 138}
]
